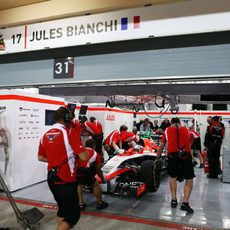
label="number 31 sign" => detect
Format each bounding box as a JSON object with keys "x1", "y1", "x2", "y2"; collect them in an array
[{"x1": 53, "y1": 57, "x2": 74, "y2": 79}]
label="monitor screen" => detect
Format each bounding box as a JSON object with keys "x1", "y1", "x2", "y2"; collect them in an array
[
  {"x1": 45, "y1": 110, "x2": 56, "y2": 126},
  {"x1": 79, "y1": 105, "x2": 88, "y2": 115},
  {"x1": 67, "y1": 103, "x2": 76, "y2": 114}
]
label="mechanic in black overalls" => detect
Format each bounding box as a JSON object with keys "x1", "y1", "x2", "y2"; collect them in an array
[{"x1": 205, "y1": 116, "x2": 224, "y2": 179}]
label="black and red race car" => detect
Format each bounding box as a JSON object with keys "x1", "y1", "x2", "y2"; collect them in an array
[{"x1": 100, "y1": 138, "x2": 167, "y2": 197}]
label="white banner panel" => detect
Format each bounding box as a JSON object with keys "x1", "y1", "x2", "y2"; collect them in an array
[
  {"x1": 0, "y1": 5, "x2": 230, "y2": 54},
  {"x1": 0, "y1": 90, "x2": 65, "y2": 191}
]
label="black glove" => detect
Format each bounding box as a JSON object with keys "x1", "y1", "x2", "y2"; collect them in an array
[{"x1": 102, "y1": 178, "x2": 107, "y2": 184}]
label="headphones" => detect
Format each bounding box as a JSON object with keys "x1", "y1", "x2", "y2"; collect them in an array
[{"x1": 60, "y1": 107, "x2": 73, "y2": 124}]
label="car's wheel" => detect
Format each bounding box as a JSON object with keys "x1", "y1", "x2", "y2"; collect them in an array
[{"x1": 140, "y1": 159, "x2": 161, "y2": 192}]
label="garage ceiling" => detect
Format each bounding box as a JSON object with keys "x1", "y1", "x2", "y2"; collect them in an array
[
  {"x1": 0, "y1": 0, "x2": 49, "y2": 10},
  {"x1": 0, "y1": 0, "x2": 180, "y2": 11},
  {"x1": 0, "y1": 0, "x2": 186, "y2": 27},
  {"x1": 39, "y1": 81, "x2": 230, "y2": 105}
]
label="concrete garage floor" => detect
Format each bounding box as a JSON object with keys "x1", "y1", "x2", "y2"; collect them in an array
[
  {"x1": 0, "y1": 166, "x2": 230, "y2": 230},
  {"x1": 0, "y1": 201, "x2": 168, "y2": 230}
]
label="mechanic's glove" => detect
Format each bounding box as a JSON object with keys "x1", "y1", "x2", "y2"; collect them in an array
[
  {"x1": 102, "y1": 178, "x2": 107, "y2": 184},
  {"x1": 133, "y1": 145, "x2": 141, "y2": 151},
  {"x1": 113, "y1": 150, "x2": 119, "y2": 155},
  {"x1": 114, "y1": 149, "x2": 124, "y2": 155},
  {"x1": 114, "y1": 144, "x2": 120, "y2": 152}
]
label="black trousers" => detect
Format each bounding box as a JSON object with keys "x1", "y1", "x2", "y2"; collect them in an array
[
  {"x1": 47, "y1": 175, "x2": 80, "y2": 227},
  {"x1": 207, "y1": 143, "x2": 221, "y2": 178},
  {"x1": 92, "y1": 134, "x2": 103, "y2": 155}
]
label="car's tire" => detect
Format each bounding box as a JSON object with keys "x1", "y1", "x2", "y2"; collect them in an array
[{"x1": 140, "y1": 159, "x2": 161, "y2": 192}]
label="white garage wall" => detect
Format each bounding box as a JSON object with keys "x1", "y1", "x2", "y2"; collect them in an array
[
  {"x1": 0, "y1": 90, "x2": 65, "y2": 191},
  {"x1": 75, "y1": 106, "x2": 134, "y2": 138}
]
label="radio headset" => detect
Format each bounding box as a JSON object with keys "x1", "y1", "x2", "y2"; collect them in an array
[{"x1": 60, "y1": 107, "x2": 73, "y2": 124}]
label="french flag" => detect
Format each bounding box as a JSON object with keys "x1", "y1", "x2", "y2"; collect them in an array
[{"x1": 121, "y1": 16, "x2": 140, "y2": 30}]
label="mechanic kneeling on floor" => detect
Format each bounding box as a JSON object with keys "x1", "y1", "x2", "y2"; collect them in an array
[
  {"x1": 77, "y1": 139, "x2": 108, "y2": 211},
  {"x1": 157, "y1": 117, "x2": 195, "y2": 214},
  {"x1": 38, "y1": 107, "x2": 90, "y2": 230}
]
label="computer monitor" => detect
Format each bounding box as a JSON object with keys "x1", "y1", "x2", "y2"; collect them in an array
[
  {"x1": 45, "y1": 110, "x2": 56, "y2": 126},
  {"x1": 78, "y1": 105, "x2": 88, "y2": 122},
  {"x1": 67, "y1": 103, "x2": 76, "y2": 115},
  {"x1": 79, "y1": 105, "x2": 88, "y2": 115}
]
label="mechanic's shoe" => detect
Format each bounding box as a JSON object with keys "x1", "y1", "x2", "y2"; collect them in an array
[
  {"x1": 181, "y1": 202, "x2": 194, "y2": 214},
  {"x1": 79, "y1": 203, "x2": 87, "y2": 211},
  {"x1": 171, "y1": 199, "x2": 178, "y2": 208},
  {"x1": 177, "y1": 177, "x2": 184, "y2": 183},
  {"x1": 192, "y1": 160, "x2": 198, "y2": 167},
  {"x1": 96, "y1": 201, "x2": 109, "y2": 210},
  {"x1": 207, "y1": 175, "x2": 218, "y2": 179}
]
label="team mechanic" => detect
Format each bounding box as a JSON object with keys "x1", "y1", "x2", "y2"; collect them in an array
[
  {"x1": 205, "y1": 116, "x2": 224, "y2": 178},
  {"x1": 120, "y1": 131, "x2": 139, "y2": 150},
  {"x1": 82, "y1": 116, "x2": 104, "y2": 156},
  {"x1": 103, "y1": 125, "x2": 128, "y2": 157},
  {"x1": 77, "y1": 139, "x2": 108, "y2": 211},
  {"x1": 157, "y1": 117, "x2": 195, "y2": 214},
  {"x1": 38, "y1": 107, "x2": 89, "y2": 230}
]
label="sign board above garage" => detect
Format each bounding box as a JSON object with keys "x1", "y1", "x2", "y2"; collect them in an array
[{"x1": 0, "y1": 4, "x2": 230, "y2": 55}]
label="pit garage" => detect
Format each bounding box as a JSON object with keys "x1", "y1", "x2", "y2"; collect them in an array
[{"x1": 0, "y1": 1, "x2": 230, "y2": 229}]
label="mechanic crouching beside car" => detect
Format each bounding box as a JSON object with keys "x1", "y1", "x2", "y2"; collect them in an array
[
  {"x1": 77, "y1": 139, "x2": 108, "y2": 211},
  {"x1": 157, "y1": 117, "x2": 195, "y2": 214},
  {"x1": 103, "y1": 125, "x2": 128, "y2": 157},
  {"x1": 38, "y1": 107, "x2": 89, "y2": 230}
]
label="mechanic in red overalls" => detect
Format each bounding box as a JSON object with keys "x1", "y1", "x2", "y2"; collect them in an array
[
  {"x1": 38, "y1": 107, "x2": 89, "y2": 230},
  {"x1": 120, "y1": 131, "x2": 139, "y2": 150},
  {"x1": 157, "y1": 117, "x2": 195, "y2": 214},
  {"x1": 77, "y1": 139, "x2": 108, "y2": 211},
  {"x1": 83, "y1": 117, "x2": 104, "y2": 157},
  {"x1": 103, "y1": 125, "x2": 128, "y2": 157}
]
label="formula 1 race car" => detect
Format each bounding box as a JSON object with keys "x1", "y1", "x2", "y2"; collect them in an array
[{"x1": 100, "y1": 140, "x2": 167, "y2": 197}]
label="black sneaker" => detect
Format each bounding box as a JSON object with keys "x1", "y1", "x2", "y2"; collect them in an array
[
  {"x1": 181, "y1": 202, "x2": 194, "y2": 214},
  {"x1": 96, "y1": 201, "x2": 109, "y2": 210},
  {"x1": 192, "y1": 161, "x2": 198, "y2": 167},
  {"x1": 79, "y1": 203, "x2": 87, "y2": 211},
  {"x1": 177, "y1": 177, "x2": 184, "y2": 183},
  {"x1": 171, "y1": 199, "x2": 178, "y2": 208}
]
